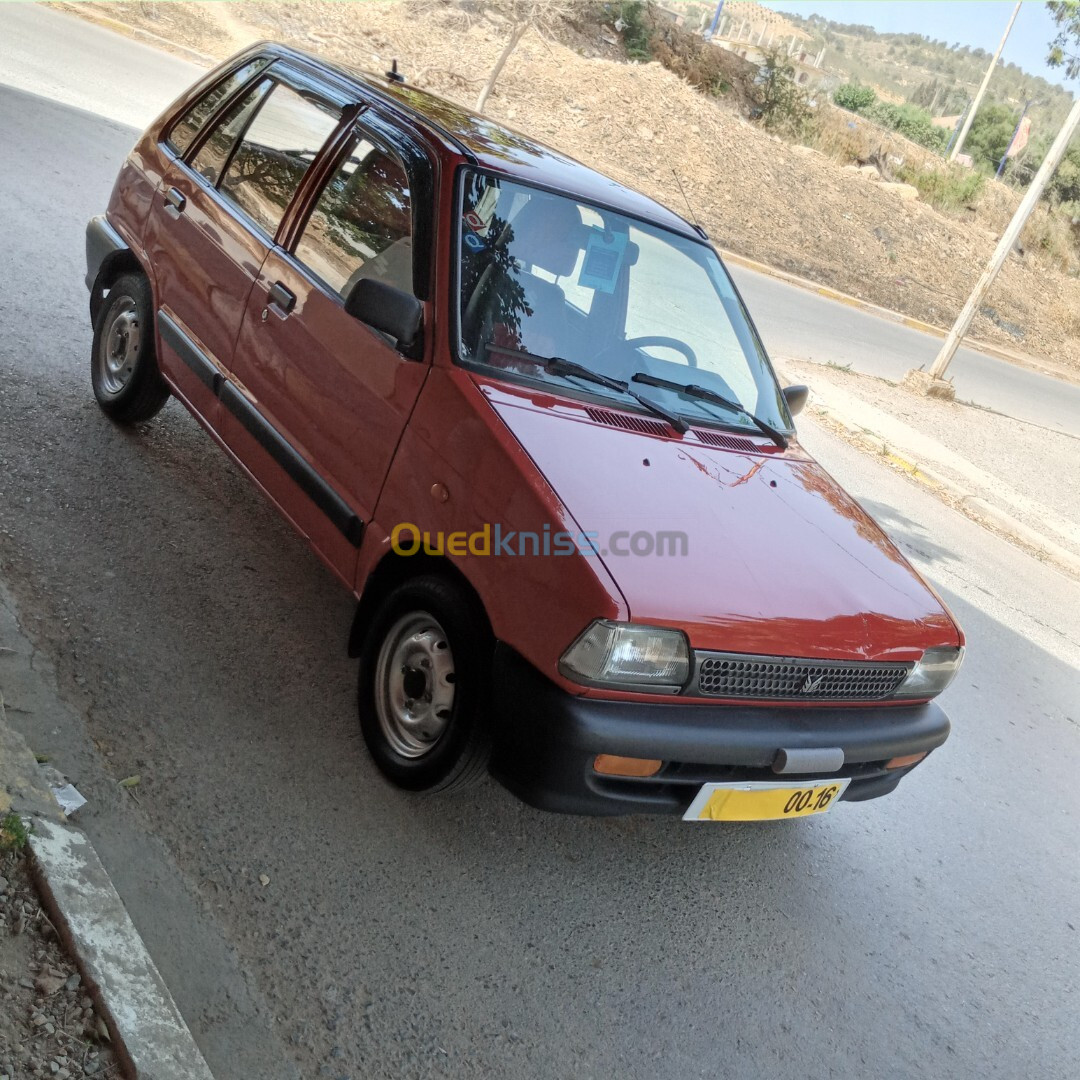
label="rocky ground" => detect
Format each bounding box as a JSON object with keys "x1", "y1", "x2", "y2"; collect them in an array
[
  {"x1": 0, "y1": 851, "x2": 117, "y2": 1080},
  {"x1": 50, "y1": 0, "x2": 1080, "y2": 374}
]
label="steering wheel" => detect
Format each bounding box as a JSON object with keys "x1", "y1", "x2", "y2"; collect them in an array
[{"x1": 594, "y1": 335, "x2": 698, "y2": 371}]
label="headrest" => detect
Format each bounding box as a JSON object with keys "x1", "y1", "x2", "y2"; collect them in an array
[{"x1": 509, "y1": 196, "x2": 584, "y2": 278}]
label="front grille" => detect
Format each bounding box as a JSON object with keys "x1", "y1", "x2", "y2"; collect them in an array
[{"x1": 692, "y1": 652, "x2": 911, "y2": 701}]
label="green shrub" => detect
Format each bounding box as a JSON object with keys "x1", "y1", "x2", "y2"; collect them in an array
[
  {"x1": 0, "y1": 812, "x2": 29, "y2": 853},
  {"x1": 757, "y1": 51, "x2": 812, "y2": 138},
  {"x1": 833, "y1": 83, "x2": 876, "y2": 112},
  {"x1": 863, "y1": 101, "x2": 948, "y2": 153},
  {"x1": 1046, "y1": 144, "x2": 1080, "y2": 205},
  {"x1": 896, "y1": 163, "x2": 984, "y2": 210},
  {"x1": 611, "y1": 1, "x2": 651, "y2": 61}
]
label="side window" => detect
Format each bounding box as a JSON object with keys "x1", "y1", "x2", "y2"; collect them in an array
[
  {"x1": 293, "y1": 133, "x2": 413, "y2": 299},
  {"x1": 191, "y1": 78, "x2": 273, "y2": 187},
  {"x1": 166, "y1": 58, "x2": 268, "y2": 155},
  {"x1": 218, "y1": 83, "x2": 341, "y2": 238}
]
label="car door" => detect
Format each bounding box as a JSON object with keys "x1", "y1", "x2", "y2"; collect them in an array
[
  {"x1": 225, "y1": 110, "x2": 433, "y2": 586},
  {"x1": 142, "y1": 61, "x2": 344, "y2": 433}
]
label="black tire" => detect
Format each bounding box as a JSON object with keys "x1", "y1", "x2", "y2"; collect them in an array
[
  {"x1": 358, "y1": 575, "x2": 493, "y2": 793},
  {"x1": 91, "y1": 272, "x2": 170, "y2": 423}
]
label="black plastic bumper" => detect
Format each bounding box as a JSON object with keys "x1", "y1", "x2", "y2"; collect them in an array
[
  {"x1": 489, "y1": 645, "x2": 950, "y2": 817},
  {"x1": 85, "y1": 215, "x2": 128, "y2": 323}
]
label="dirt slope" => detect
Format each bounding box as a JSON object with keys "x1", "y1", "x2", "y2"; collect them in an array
[{"x1": 56, "y1": 0, "x2": 1080, "y2": 372}]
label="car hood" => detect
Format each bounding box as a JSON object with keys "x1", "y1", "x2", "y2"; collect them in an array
[{"x1": 484, "y1": 385, "x2": 959, "y2": 661}]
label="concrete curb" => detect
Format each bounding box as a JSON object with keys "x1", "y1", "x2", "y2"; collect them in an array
[
  {"x1": 719, "y1": 248, "x2": 1080, "y2": 388},
  {"x1": 809, "y1": 399, "x2": 1080, "y2": 580},
  {"x1": 1, "y1": 706, "x2": 215, "y2": 1080}
]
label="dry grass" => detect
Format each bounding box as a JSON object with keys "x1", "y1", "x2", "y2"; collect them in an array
[{"x1": 806, "y1": 102, "x2": 942, "y2": 172}]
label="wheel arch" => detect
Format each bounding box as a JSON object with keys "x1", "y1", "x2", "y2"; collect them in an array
[
  {"x1": 347, "y1": 551, "x2": 492, "y2": 658},
  {"x1": 89, "y1": 246, "x2": 153, "y2": 327}
]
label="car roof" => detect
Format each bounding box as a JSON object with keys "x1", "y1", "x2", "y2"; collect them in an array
[{"x1": 261, "y1": 42, "x2": 703, "y2": 242}]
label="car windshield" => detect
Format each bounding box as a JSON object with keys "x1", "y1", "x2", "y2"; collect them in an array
[{"x1": 456, "y1": 171, "x2": 791, "y2": 434}]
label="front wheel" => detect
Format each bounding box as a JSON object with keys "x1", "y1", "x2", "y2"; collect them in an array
[
  {"x1": 90, "y1": 272, "x2": 170, "y2": 423},
  {"x1": 358, "y1": 575, "x2": 493, "y2": 793}
]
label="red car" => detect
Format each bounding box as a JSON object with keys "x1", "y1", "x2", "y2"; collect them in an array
[{"x1": 85, "y1": 43, "x2": 964, "y2": 821}]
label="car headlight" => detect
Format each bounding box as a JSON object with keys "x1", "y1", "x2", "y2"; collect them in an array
[
  {"x1": 560, "y1": 620, "x2": 690, "y2": 692},
  {"x1": 893, "y1": 645, "x2": 965, "y2": 699}
]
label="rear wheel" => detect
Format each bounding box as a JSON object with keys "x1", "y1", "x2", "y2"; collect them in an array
[
  {"x1": 358, "y1": 575, "x2": 492, "y2": 793},
  {"x1": 91, "y1": 272, "x2": 170, "y2": 423}
]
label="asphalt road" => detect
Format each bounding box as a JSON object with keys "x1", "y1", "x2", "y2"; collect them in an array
[
  {"x1": 729, "y1": 266, "x2": 1080, "y2": 437},
  {"x1": 1, "y1": 8, "x2": 1079, "y2": 1080}
]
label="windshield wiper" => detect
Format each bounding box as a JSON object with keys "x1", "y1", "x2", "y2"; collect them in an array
[
  {"x1": 544, "y1": 355, "x2": 626, "y2": 392},
  {"x1": 485, "y1": 345, "x2": 689, "y2": 434},
  {"x1": 631, "y1": 373, "x2": 788, "y2": 449}
]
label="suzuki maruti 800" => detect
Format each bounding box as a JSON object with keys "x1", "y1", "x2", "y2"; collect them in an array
[{"x1": 85, "y1": 44, "x2": 964, "y2": 821}]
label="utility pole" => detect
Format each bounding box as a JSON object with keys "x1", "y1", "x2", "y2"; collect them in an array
[
  {"x1": 917, "y1": 94, "x2": 1080, "y2": 387},
  {"x1": 949, "y1": 0, "x2": 1022, "y2": 162},
  {"x1": 704, "y1": 0, "x2": 724, "y2": 41},
  {"x1": 946, "y1": 101, "x2": 971, "y2": 156}
]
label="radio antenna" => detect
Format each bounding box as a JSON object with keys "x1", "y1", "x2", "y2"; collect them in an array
[{"x1": 670, "y1": 167, "x2": 706, "y2": 238}]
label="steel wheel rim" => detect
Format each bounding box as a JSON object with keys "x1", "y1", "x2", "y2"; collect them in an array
[
  {"x1": 374, "y1": 611, "x2": 456, "y2": 759},
  {"x1": 98, "y1": 297, "x2": 140, "y2": 396}
]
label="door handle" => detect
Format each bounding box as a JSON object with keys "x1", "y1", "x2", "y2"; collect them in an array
[
  {"x1": 163, "y1": 186, "x2": 186, "y2": 215},
  {"x1": 267, "y1": 280, "x2": 296, "y2": 315}
]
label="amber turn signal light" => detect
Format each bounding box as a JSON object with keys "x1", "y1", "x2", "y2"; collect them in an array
[
  {"x1": 593, "y1": 755, "x2": 663, "y2": 777},
  {"x1": 885, "y1": 751, "x2": 928, "y2": 770}
]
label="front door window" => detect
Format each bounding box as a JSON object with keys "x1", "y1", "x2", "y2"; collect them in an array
[{"x1": 293, "y1": 133, "x2": 414, "y2": 299}]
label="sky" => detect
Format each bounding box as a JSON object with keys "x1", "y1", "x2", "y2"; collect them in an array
[{"x1": 764, "y1": 1, "x2": 1075, "y2": 92}]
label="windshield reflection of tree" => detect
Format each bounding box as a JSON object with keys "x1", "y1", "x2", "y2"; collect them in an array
[{"x1": 460, "y1": 175, "x2": 530, "y2": 362}]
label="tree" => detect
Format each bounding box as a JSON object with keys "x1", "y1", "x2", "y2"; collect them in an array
[
  {"x1": 965, "y1": 102, "x2": 1021, "y2": 171},
  {"x1": 909, "y1": 78, "x2": 939, "y2": 110},
  {"x1": 473, "y1": 1, "x2": 571, "y2": 113},
  {"x1": 757, "y1": 51, "x2": 812, "y2": 137},
  {"x1": 1046, "y1": 141, "x2": 1080, "y2": 202},
  {"x1": 1047, "y1": 0, "x2": 1080, "y2": 79},
  {"x1": 863, "y1": 101, "x2": 949, "y2": 152}
]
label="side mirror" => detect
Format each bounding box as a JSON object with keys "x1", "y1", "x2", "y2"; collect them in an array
[
  {"x1": 783, "y1": 384, "x2": 808, "y2": 416},
  {"x1": 345, "y1": 279, "x2": 423, "y2": 360}
]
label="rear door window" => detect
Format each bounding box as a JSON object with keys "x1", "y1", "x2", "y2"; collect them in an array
[
  {"x1": 217, "y1": 82, "x2": 341, "y2": 239},
  {"x1": 190, "y1": 78, "x2": 273, "y2": 186},
  {"x1": 167, "y1": 58, "x2": 268, "y2": 155},
  {"x1": 292, "y1": 132, "x2": 413, "y2": 298}
]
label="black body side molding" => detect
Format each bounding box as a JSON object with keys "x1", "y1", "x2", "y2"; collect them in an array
[
  {"x1": 157, "y1": 309, "x2": 364, "y2": 547},
  {"x1": 158, "y1": 310, "x2": 222, "y2": 394}
]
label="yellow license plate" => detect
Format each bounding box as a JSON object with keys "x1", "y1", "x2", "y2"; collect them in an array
[{"x1": 683, "y1": 779, "x2": 850, "y2": 822}]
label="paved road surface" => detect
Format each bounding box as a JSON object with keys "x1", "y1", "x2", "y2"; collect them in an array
[
  {"x1": 1, "y1": 7, "x2": 1079, "y2": 1080},
  {"x1": 729, "y1": 266, "x2": 1080, "y2": 436}
]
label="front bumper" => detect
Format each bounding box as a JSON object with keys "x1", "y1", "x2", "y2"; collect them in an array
[{"x1": 489, "y1": 646, "x2": 950, "y2": 816}]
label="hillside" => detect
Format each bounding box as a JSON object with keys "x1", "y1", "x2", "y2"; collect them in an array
[
  {"x1": 776, "y1": 8, "x2": 1076, "y2": 156},
  {"x1": 51, "y1": 0, "x2": 1080, "y2": 373}
]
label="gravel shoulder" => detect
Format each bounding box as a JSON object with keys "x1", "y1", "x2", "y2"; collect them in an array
[
  {"x1": 779, "y1": 357, "x2": 1080, "y2": 570},
  {"x1": 0, "y1": 849, "x2": 117, "y2": 1080}
]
